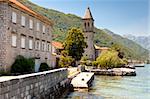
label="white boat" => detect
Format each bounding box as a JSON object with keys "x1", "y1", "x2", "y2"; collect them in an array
[{"x1": 134, "y1": 63, "x2": 145, "y2": 67}]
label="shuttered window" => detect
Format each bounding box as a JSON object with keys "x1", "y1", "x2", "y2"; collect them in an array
[
  {"x1": 21, "y1": 36, "x2": 25, "y2": 48},
  {"x1": 36, "y1": 40, "x2": 40, "y2": 50},
  {"x1": 37, "y1": 22, "x2": 40, "y2": 31},
  {"x1": 29, "y1": 38, "x2": 33, "y2": 50},
  {"x1": 43, "y1": 25, "x2": 46, "y2": 33},
  {"x1": 12, "y1": 34, "x2": 17, "y2": 47},
  {"x1": 21, "y1": 16, "x2": 25, "y2": 26},
  {"x1": 12, "y1": 12, "x2": 17, "y2": 23},
  {"x1": 29, "y1": 19, "x2": 33, "y2": 29}
]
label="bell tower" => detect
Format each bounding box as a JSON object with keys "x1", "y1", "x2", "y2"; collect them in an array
[{"x1": 82, "y1": 7, "x2": 95, "y2": 60}]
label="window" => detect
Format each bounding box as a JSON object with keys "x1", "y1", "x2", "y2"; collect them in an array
[
  {"x1": 21, "y1": 16, "x2": 25, "y2": 26},
  {"x1": 42, "y1": 41, "x2": 46, "y2": 51},
  {"x1": 12, "y1": 12, "x2": 17, "y2": 23},
  {"x1": 47, "y1": 42, "x2": 51, "y2": 52},
  {"x1": 29, "y1": 19, "x2": 33, "y2": 29},
  {"x1": 88, "y1": 22, "x2": 90, "y2": 27},
  {"x1": 44, "y1": 42, "x2": 46, "y2": 51},
  {"x1": 21, "y1": 35, "x2": 25, "y2": 48},
  {"x1": 29, "y1": 38, "x2": 33, "y2": 50},
  {"x1": 84, "y1": 23, "x2": 86, "y2": 28},
  {"x1": 37, "y1": 22, "x2": 40, "y2": 31},
  {"x1": 36, "y1": 40, "x2": 40, "y2": 50},
  {"x1": 43, "y1": 25, "x2": 46, "y2": 33},
  {"x1": 92, "y1": 22, "x2": 94, "y2": 27},
  {"x1": 11, "y1": 34, "x2": 17, "y2": 47}
]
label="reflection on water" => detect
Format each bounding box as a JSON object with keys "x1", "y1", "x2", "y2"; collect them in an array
[{"x1": 66, "y1": 64, "x2": 150, "y2": 99}]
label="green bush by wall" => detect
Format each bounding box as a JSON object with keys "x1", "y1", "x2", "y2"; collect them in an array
[{"x1": 11, "y1": 55, "x2": 34, "y2": 74}]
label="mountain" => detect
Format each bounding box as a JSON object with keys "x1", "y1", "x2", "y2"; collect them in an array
[
  {"x1": 19, "y1": 0, "x2": 149, "y2": 60},
  {"x1": 124, "y1": 34, "x2": 150, "y2": 51}
]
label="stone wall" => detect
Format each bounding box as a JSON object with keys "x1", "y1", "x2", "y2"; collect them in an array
[
  {"x1": 0, "y1": 68, "x2": 69, "y2": 99},
  {"x1": 0, "y1": 2, "x2": 9, "y2": 71},
  {"x1": 82, "y1": 9, "x2": 95, "y2": 61},
  {"x1": 0, "y1": 1, "x2": 53, "y2": 72}
]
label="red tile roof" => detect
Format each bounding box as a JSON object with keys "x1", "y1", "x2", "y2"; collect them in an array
[
  {"x1": 0, "y1": 0, "x2": 53, "y2": 25},
  {"x1": 52, "y1": 41, "x2": 63, "y2": 49}
]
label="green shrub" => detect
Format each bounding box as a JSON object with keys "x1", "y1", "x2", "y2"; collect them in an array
[
  {"x1": 11, "y1": 55, "x2": 34, "y2": 74},
  {"x1": 80, "y1": 56, "x2": 92, "y2": 66},
  {"x1": 59, "y1": 56, "x2": 74, "y2": 68},
  {"x1": 95, "y1": 50, "x2": 127, "y2": 69},
  {"x1": 80, "y1": 56, "x2": 89, "y2": 62},
  {"x1": 92, "y1": 61, "x2": 98, "y2": 68},
  {"x1": 0, "y1": 71, "x2": 11, "y2": 76},
  {"x1": 58, "y1": 50, "x2": 74, "y2": 68},
  {"x1": 39, "y1": 63, "x2": 50, "y2": 72}
]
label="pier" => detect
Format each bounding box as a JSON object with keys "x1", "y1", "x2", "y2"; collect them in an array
[{"x1": 71, "y1": 72, "x2": 94, "y2": 89}]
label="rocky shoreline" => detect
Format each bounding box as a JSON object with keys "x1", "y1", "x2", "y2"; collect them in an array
[{"x1": 86, "y1": 68, "x2": 136, "y2": 76}]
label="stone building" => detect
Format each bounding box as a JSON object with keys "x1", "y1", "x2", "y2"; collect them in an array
[
  {"x1": 0, "y1": 0, "x2": 53, "y2": 72},
  {"x1": 82, "y1": 7, "x2": 110, "y2": 60},
  {"x1": 95, "y1": 45, "x2": 110, "y2": 59},
  {"x1": 82, "y1": 7, "x2": 95, "y2": 60},
  {"x1": 51, "y1": 41, "x2": 63, "y2": 68},
  {"x1": 52, "y1": 41, "x2": 63, "y2": 55}
]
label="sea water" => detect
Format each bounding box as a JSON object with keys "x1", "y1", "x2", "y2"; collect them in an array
[{"x1": 66, "y1": 64, "x2": 150, "y2": 99}]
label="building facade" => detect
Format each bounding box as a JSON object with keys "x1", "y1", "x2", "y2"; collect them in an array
[
  {"x1": 82, "y1": 7, "x2": 95, "y2": 60},
  {"x1": 95, "y1": 45, "x2": 110, "y2": 58},
  {"x1": 51, "y1": 41, "x2": 63, "y2": 68},
  {"x1": 0, "y1": 0, "x2": 53, "y2": 72}
]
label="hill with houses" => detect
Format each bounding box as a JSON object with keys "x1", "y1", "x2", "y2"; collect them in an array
[{"x1": 19, "y1": 0, "x2": 149, "y2": 60}]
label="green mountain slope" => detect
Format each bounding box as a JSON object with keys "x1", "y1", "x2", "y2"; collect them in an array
[{"x1": 19, "y1": 0, "x2": 149, "y2": 60}]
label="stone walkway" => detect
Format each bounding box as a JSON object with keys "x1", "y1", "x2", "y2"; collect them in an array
[{"x1": 68, "y1": 67, "x2": 79, "y2": 78}]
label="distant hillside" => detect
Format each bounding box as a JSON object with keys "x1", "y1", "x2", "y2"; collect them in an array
[
  {"x1": 19, "y1": 0, "x2": 149, "y2": 60},
  {"x1": 124, "y1": 34, "x2": 150, "y2": 51}
]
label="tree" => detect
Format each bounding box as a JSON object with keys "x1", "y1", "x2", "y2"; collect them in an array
[
  {"x1": 63, "y1": 28, "x2": 87, "y2": 61},
  {"x1": 59, "y1": 50, "x2": 74, "y2": 68},
  {"x1": 94, "y1": 50, "x2": 127, "y2": 69},
  {"x1": 111, "y1": 43, "x2": 125, "y2": 59}
]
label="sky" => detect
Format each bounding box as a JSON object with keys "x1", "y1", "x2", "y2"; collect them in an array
[{"x1": 30, "y1": 0, "x2": 150, "y2": 36}]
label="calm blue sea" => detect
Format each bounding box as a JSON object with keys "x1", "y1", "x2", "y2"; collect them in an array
[{"x1": 66, "y1": 64, "x2": 150, "y2": 99}]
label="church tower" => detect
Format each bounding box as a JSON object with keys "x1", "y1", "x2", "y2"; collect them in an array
[{"x1": 82, "y1": 7, "x2": 95, "y2": 60}]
